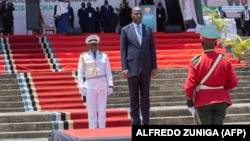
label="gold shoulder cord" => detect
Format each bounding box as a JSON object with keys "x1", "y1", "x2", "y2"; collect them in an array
[
  {"x1": 92, "y1": 63, "x2": 98, "y2": 75},
  {"x1": 82, "y1": 52, "x2": 98, "y2": 76}
]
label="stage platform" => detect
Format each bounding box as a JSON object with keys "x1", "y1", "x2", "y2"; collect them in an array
[{"x1": 50, "y1": 126, "x2": 131, "y2": 141}]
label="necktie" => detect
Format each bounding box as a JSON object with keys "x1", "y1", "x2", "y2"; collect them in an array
[
  {"x1": 136, "y1": 26, "x2": 142, "y2": 35},
  {"x1": 106, "y1": 5, "x2": 108, "y2": 10},
  {"x1": 93, "y1": 52, "x2": 96, "y2": 59},
  {"x1": 136, "y1": 26, "x2": 142, "y2": 45}
]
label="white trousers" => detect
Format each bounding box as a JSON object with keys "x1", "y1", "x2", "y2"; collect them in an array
[{"x1": 86, "y1": 88, "x2": 108, "y2": 129}]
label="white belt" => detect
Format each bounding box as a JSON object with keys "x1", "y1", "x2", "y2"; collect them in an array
[
  {"x1": 85, "y1": 74, "x2": 105, "y2": 80},
  {"x1": 196, "y1": 85, "x2": 224, "y2": 92}
]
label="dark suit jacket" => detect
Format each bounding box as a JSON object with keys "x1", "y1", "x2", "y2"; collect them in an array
[
  {"x1": 0, "y1": 4, "x2": 14, "y2": 21},
  {"x1": 120, "y1": 23, "x2": 157, "y2": 76},
  {"x1": 100, "y1": 5, "x2": 113, "y2": 20},
  {"x1": 77, "y1": 8, "x2": 85, "y2": 25},
  {"x1": 215, "y1": 10, "x2": 227, "y2": 18},
  {"x1": 241, "y1": 9, "x2": 250, "y2": 25}
]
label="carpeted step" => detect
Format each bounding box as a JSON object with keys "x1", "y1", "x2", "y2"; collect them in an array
[
  {"x1": 49, "y1": 43, "x2": 244, "y2": 71},
  {"x1": 7, "y1": 43, "x2": 43, "y2": 49},
  {"x1": 4, "y1": 48, "x2": 47, "y2": 54},
  {"x1": 1, "y1": 54, "x2": 48, "y2": 59},
  {"x1": 6, "y1": 35, "x2": 40, "y2": 44},
  {"x1": 155, "y1": 38, "x2": 201, "y2": 44},
  {"x1": 153, "y1": 32, "x2": 200, "y2": 39},
  {"x1": 8, "y1": 59, "x2": 49, "y2": 64}
]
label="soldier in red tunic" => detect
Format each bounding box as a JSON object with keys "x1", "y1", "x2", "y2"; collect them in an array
[{"x1": 184, "y1": 26, "x2": 238, "y2": 125}]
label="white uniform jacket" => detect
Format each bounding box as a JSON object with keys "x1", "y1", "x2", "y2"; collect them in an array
[{"x1": 77, "y1": 51, "x2": 113, "y2": 92}]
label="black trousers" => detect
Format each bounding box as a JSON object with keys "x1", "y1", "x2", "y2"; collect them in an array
[
  {"x1": 127, "y1": 73, "x2": 151, "y2": 125},
  {"x1": 242, "y1": 20, "x2": 250, "y2": 36},
  {"x1": 195, "y1": 102, "x2": 228, "y2": 125}
]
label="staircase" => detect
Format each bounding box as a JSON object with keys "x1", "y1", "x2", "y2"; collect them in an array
[{"x1": 0, "y1": 33, "x2": 250, "y2": 140}]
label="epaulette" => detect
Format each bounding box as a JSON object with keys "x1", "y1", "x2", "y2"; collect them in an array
[
  {"x1": 222, "y1": 54, "x2": 230, "y2": 62},
  {"x1": 191, "y1": 54, "x2": 201, "y2": 67}
]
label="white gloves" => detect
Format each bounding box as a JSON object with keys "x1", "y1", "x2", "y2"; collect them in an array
[
  {"x1": 188, "y1": 107, "x2": 195, "y2": 117},
  {"x1": 80, "y1": 88, "x2": 87, "y2": 96},
  {"x1": 108, "y1": 87, "x2": 113, "y2": 96}
]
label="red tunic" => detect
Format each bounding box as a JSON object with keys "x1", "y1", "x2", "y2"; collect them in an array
[{"x1": 184, "y1": 51, "x2": 238, "y2": 108}]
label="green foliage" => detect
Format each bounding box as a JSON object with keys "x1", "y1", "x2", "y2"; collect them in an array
[
  {"x1": 208, "y1": 13, "x2": 229, "y2": 36},
  {"x1": 222, "y1": 34, "x2": 250, "y2": 60}
]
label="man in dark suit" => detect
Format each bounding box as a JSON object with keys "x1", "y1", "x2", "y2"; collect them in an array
[
  {"x1": 241, "y1": 4, "x2": 250, "y2": 36},
  {"x1": 156, "y1": 2, "x2": 166, "y2": 32},
  {"x1": 77, "y1": 2, "x2": 86, "y2": 33},
  {"x1": 120, "y1": 7, "x2": 158, "y2": 125},
  {"x1": 100, "y1": 0, "x2": 114, "y2": 33},
  {"x1": 119, "y1": 2, "x2": 132, "y2": 33},
  {"x1": 0, "y1": 0, "x2": 14, "y2": 35},
  {"x1": 215, "y1": 5, "x2": 227, "y2": 18},
  {"x1": 83, "y1": 2, "x2": 97, "y2": 33},
  {"x1": 67, "y1": 1, "x2": 74, "y2": 28}
]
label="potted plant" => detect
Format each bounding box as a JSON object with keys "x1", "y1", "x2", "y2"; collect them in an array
[
  {"x1": 208, "y1": 12, "x2": 229, "y2": 38},
  {"x1": 221, "y1": 34, "x2": 250, "y2": 61}
]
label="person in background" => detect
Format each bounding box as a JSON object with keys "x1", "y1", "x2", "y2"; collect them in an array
[
  {"x1": 156, "y1": 2, "x2": 166, "y2": 32},
  {"x1": 0, "y1": 0, "x2": 14, "y2": 35},
  {"x1": 184, "y1": 25, "x2": 238, "y2": 125},
  {"x1": 140, "y1": 0, "x2": 154, "y2": 5},
  {"x1": 120, "y1": 7, "x2": 157, "y2": 125},
  {"x1": 67, "y1": 1, "x2": 74, "y2": 28},
  {"x1": 101, "y1": 0, "x2": 114, "y2": 33},
  {"x1": 96, "y1": 6, "x2": 102, "y2": 33},
  {"x1": 54, "y1": 4, "x2": 58, "y2": 28},
  {"x1": 241, "y1": 4, "x2": 250, "y2": 36},
  {"x1": 77, "y1": 2, "x2": 86, "y2": 33},
  {"x1": 119, "y1": 2, "x2": 132, "y2": 33},
  {"x1": 55, "y1": 0, "x2": 70, "y2": 34},
  {"x1": 215, "y1": 5, "x2": 227, "y2": 19},
  {"x1": 77, "y1": 34, "x2": 113, "y2": 129},
  {"x1": 112, "y1": 10, "x2": 118, "y2": 33},
  {"x1": 83, "y1": 2, "x2": 97, "y2": 33},
  {"x1": 241, "y1": 0, "x2": 248, "y2": 5}
]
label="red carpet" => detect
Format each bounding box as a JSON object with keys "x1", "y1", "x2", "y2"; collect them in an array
[
  {"x1": 61, "y1": 126, "x2": 131, "y2": 139},
  {"x1": 0, "y1": 32, "x2": 247, "y2": 140},
  {"x1": 29, "y1": 71, "x2": 131, "y2": 129},
  {"x1": 3, "y1": 36, "x2": 52, "y2": 72},
  {"x1": 0, "y1": 51, "x2": 4, "y2": 74},
  {"x1": 47, "y1": 32, "x2": 245, "y2": 71}
]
